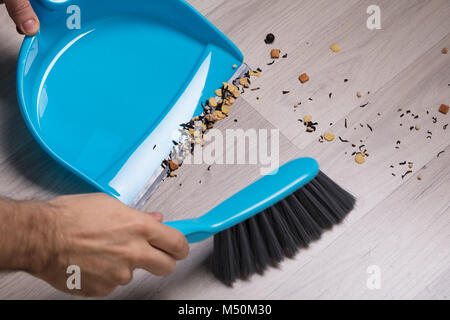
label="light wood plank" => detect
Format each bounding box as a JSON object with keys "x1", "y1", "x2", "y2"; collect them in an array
[
  {"x1": 267, "y1": 146, "x2": 450, "y2": 300},
  {"x1": 232, "y1": 0, "x2": 450, "y2": 149}
]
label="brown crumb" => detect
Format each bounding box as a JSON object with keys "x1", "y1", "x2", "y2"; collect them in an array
[
  {"x1": 439, "y1": 104, "x2": 449, "y2": 115},
  {"x1": 232, "y1": 64, "x2": 237, "y2": 69},
  {"x1": 417, "y1": 174, "x2": 423, "y2": 181},
  {"x1": 299, "y1": 73, "x2": 310, "y2": 83},
  {"x1": 356, "y1": 92, "x2": 362, "y2": 98},
  {"x1": 271, "y1": 49, "x2": 281, "y2": 59},
  {"x1": 169, "y1": 160, "x2": 179, "y2": 171},
  {"x1": 415, "y1": 125, "x2": 421, "y2": 131},
  {"x1": 442, "y1": 47, "x2": 448, "y2": 54}
]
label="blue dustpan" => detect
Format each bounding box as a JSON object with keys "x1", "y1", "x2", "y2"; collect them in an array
[
  {"x1": 17, "y1": 0, "x2": 244, "y2": 205},
  {"x1": 17, "y1": 0, "x2": 319, "y2": 242}
]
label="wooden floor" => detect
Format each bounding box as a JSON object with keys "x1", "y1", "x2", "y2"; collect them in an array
[{"x1": 0, "y1": 0, "x2": 449, "y2": 299}]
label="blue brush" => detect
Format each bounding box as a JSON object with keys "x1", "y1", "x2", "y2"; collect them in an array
[
  {"x1": 165, "y1": 157, "x2": 355, "y2": 285},
  {"x1": 166, "y1": 157, "x2": 320, "y2": 243}
]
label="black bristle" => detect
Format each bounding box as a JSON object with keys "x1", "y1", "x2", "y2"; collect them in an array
[
  {"x1": 294, "y1": 187, "x2": 336, "y2": 229},
  {"x1": 284, "y1": 192, "x2": 322, "y2": 241},
  {"x1": 236, "y1": 223, "x2": 255, "y2": 279},
  {"x1": 267, "y1": 206, "x2": 298, "y2": 258},
  {"x1": 211, "y1": 171, "x2": 355, "y2": 285},
  {"x1": 211, "y1": 229, "x2": 239, "y2": 286},
  {"x1": 255, "y1": 212, "x2": 284, "y2": 264},
  {"x1": 246, "y1": 217, "x2": 271, "y2": 274},
  {"x1": 276, "y1": 200, "x2": 310, "y2": 248}
]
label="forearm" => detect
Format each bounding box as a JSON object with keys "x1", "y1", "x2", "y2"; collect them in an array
[
  {"x1": 0, "y1": 194, "x2": 188, "y2": 297},
  {"x1": 0, "y1": 199, "x2": 52, "y2": 273}
]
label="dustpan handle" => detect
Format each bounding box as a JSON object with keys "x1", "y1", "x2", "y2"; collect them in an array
[{"x1": 165, "y1": 157, "x2": 320, "y2": 243}]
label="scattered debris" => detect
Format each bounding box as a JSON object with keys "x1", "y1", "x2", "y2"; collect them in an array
[
  {"x1": 303, "y1": 115, "x2": 313, "y2": 123},
  {"x1": 355, "y1": 153, "x2": 366, "y2": 164},
  {"x1": 360, "y1": 102, "x2": 369, "y2": 108},
  {"x1": 299, "y1": 73, "x2": 310, "y2": 84},
  {"x1": 165, "y1": 71, "x2": 261, "y2": 177},
  {"x1": 271, "y1": 49, "x2": 281, "y2": 59},
  {"x1": 301, "y1": 115, "x2": 318, "y2": 133},
  {"x1": 264, "y1": 33, "x2": 275, "y2": 44},
  {"x1": 239, "y1": 77, "x2": 250, "y2": 88},
  {"x1": 437, "y1": 150, "x2": 445, "y2": 158},
  {"x1": 442, "y1": 47, "x2": 448, "y2": 54},
  {"x1": 209, "y1": 97, "x2": 218, "y2": 107},
  {"x1": 169, "y1": 160, "x2": 180, "y2": 171},
  {"x1": 417, "y1": 174, "x2": 423, "y2": 181},
  {"x1": 439, "y1": 104, "x2": 449, "y2": 115},
  {"x1": 356, "y1": 92, "x2": 362, "y2": 98},
  {"x1": 330, "y1": 43, "x2": 341, "y2": 53},
  {"x1": 324, "y1": 133, "x2": 335, "y2": 142},
  {"x1": 401, "y1": 170, "x2": 412, "y2": 179}
]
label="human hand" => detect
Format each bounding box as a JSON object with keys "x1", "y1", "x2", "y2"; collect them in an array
[
  {"x1": 2, "y1": 0, "x2": 40, "y2": 35},
  {"x1": 28, "y1": 194, "x2": 189, "y2": 297}
]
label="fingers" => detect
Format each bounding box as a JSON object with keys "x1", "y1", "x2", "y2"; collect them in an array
[
  {"x1": 134, "y1": 244, "x2": 178, "y2": 276},
  {"x1": 4, "y1": 0, "x2": 40, "y2": 36},
  {"x1": 145, "y1": 222, "x2": 190, "y2": 260}
]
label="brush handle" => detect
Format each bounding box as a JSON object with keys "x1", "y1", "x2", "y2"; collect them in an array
[{"x1": 165, "y1": 157, "x2": 319, "y2": 243}]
